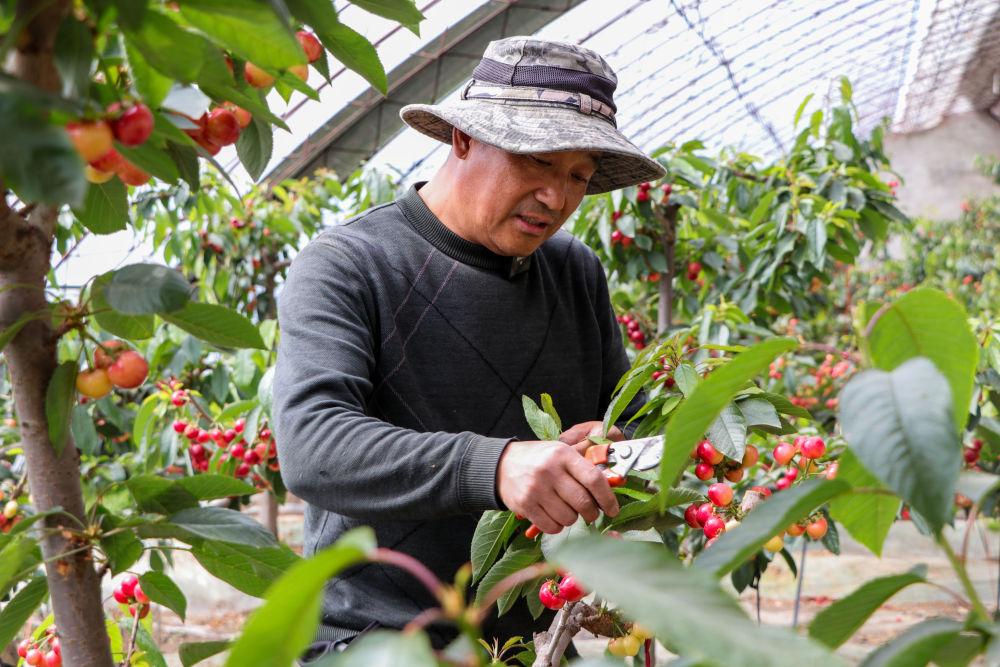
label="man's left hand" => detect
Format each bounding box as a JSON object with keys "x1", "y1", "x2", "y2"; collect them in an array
[{"x1": 558, "y1": 420, "x2": 624, "y2": 447}]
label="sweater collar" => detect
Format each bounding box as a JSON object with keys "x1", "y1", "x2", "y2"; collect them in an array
[{"x1": 397, "y1": 182, "x2": 532, "y2": 278}]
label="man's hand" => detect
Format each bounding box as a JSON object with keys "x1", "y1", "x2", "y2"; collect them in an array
[
  {"x1": 557, "y1": 420, "x2": 625, "y2": 446},
  {"x1": 496, "y1": 439, "x2": 620, "y2": 534}
]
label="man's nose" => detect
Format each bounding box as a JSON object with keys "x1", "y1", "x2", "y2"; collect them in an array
[{"x1": 533, "y1": 176, "x2": 570, "y2": 213}]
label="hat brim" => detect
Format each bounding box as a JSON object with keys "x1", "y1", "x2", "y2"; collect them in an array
[{"x1": 399, "y1": 101, "x2": 665, "y2": 194}]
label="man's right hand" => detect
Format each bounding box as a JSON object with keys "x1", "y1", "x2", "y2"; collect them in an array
[{"x1": 495, "y1": 440, "x2": 620, "y2": 534}]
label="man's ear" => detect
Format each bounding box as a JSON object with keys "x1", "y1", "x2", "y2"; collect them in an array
[{"x1": 451, "y1": 126, "x2": 473, "y2": 159}]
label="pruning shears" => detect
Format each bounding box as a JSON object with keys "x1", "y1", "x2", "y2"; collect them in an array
[{"x1": 523, "y1": 435, "x2": 664, "y2": 539}]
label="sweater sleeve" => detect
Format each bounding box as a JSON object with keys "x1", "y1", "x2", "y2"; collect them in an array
[
  {"x1": 272, "y1": 238, "x2": 510, "y2": 521},
  {"x1": 592, "y1": 254, "x2": 646, "y2": 437}
]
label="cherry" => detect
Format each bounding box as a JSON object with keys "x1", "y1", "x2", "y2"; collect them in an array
[
  {"x1": 825, "y1": 462, "x2": 839, "y2": 480},
  {"x1": 784, "y1": 468, "x2": 798, "y2": 482},
  {"x1": 684, "y1": 503, "x2": 701, "y2": 528},
  {"x1": 696, "y1": 440, "x2": 723, "y2": 465},
  {"x1": 244, "y1": 62, "x2": 275, "y2": 88},
  {"x1": 636, "y1": 190, "x2": 650, "y2": 202},
  {"x1": 76, "y1": 368, "x2": 112, "y2": 399},
  {"x1": 620, "y1": 634, "x2": 641, "y2": 656},
  {"x1": 107, "y1": 350, "x2": 148, "y2": 389},
  {"x1": 90, "y1": 148, "x2": 124, "y2": 172},
  {"x1": 707, "y1": 483, "x2": 733, "y2": 507},
  {"x1": 129, "y1": 603, "x2": 150, "y2": 619},
  {"x1": 235, "y1": 462, "x2": 251, "y2": 478},
  {"x1": 94, "y1": 340, "x2": 125, "y2": 368},
  {"x1": 66, "y1": 120, "x2": 113, "y2": 162},
  {"x1": 558, "y1": 575, "x2": 586, "y2": 602},
  {"x1": 741, "y1": 444, "x2": 759, "y2": 468},
  {"x1": 17, "y1": 639, "x2": 31, "y2": 658},
  {"x1": 189, "y1": 444, "x2": 205, "y2": 459},
  {"x1": 170, "y1": 390, "x2": 187, "y2": 407},
  {"x1": 133, "y1": 583, "x2": 150, "y2": 604},
  {"x1": 686, "y1": 261, "x2": 701, "y2": 280},
  {"x1": 694, "y1": 502, "x2": 714, "y2": 526},
  {"x1": 25, "y1": 649, "x2": 43, "y2": 666},
  {"x1": 610, "y1": 229, "x2": 623, "y2": 244},
  {"x1": 120, "y1": 573, "x2": 139, "y2": 598},
  {"x1": 206, "y1": 108, "x2": 241, "y2": 146},
  {"x1": 972, "y1": 439, "x2": 984, "y2": 452},
  {"x1": 702, "y1": 515, "x2": 725, "y2": 539},
  {"x1": 786, "y1": 523, "x2": 805, "y2": 537},
  {"x1": 4, "y1": 500, "x2": 18, "y2": 519},
  {"x1": 117, "y1": 159, "x2": 151, "y2": 186},
  {"x1": 223, "y1": 429, "x2": 237, "y2": 443},
  {"x1": 230, "y1": 443, "x2": 246, "y2": 459},
  {"x1": 224, "y1": 103, "x2": 252, "y2": 128},
  {"x1": 775, "y1": 477, "x2": 791, "y2": 491},
  {"x1": 297, "y1": 30, "x2": 323, "y2": 62},
  {"x1": 800, "y1": 436, "x2": 826, "y2": 459},
  {"x1": 772, "y1": 442, "x2": 795, "y2": 465},
  {"x1": 234, "y1": 418, "x2": 245, "y2": 434},
  {"x1": 694, "y1": 462, "x2": 714, "y2": 481},
  {"x1": 197, "y1": 430, "x2": 211, "y2": 444},
  {"x1": 113, "y1": 584, "x2": 130, "y2": 603},
  {"x1": 763, "y1": 535, "x2": 784, "y2": 553},
  {"x1": 85, "y1": 165, "x2": 115, "y2": 184},
  {"x1": 806, "y1": 517, "x2": 828, "y2": 539},
  {"x1": 724, "y1": 468, "x2": 744, "y2": 483},
  {"x1": 964, "y1": 448, "x2": 979, "y2": 464},
  {"x1": 243, "y1": 449, "x2": 261, "y2": 465},
  {"x1": 42, "y1": 650, "x2": 61, "y2": 667},
  {"x1": 538, "y1": 580, "x2": 565, "y2": 610},
  {"x1": 110, "y1": 103, "x2": 154, "y2": 147}
]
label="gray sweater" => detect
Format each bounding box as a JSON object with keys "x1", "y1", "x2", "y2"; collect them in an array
[{"x1": 273, "y1": 183, "x2": 638, "y2": 648}]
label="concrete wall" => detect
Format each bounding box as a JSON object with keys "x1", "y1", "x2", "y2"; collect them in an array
[{"x1": 884, "y1": 110, "x2": 1000, "y2": 220}]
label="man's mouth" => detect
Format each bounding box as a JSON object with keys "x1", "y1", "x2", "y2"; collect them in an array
[{"x1": 514, "y1": 215, "x2": 551, "y2": 233}]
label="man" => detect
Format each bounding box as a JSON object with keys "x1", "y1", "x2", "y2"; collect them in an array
[{"x1": 273, "y1": 35, "x2": 665, "y2": 662}]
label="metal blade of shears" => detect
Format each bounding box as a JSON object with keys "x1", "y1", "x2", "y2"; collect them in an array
[{"x1": 608, "y1": 435, "x2": 664, "y2": 476}]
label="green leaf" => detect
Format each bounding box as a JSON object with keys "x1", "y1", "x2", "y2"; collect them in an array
[
  {"x1": 737, "y1": 397, "x2": 782, "y2": 429},
  {"x1": 0, "y1": 536, "x2": 36, "y2": 593},
  {"x1": 167, "y1": 507, "x2": 277, "y2": 548},
  {"x1": 0, "y1": 576, "x2": 47, "y2": 650},
  {"x1": 284, "y1": 0, "x2": 387, "y2": 93},
  {"x1": 117, "y1": 140, "x2": 180, "y2": 184},
  {"x1": 859, "y1": 618, "x2": 962, "y2": 667},
  {"x1": 829, "y1": 448, "x2": 901, "y2": 556},
  {"x1": 695, "y1": 479, "x2": 849, "y2": 576},
  {"x1": 608, "y1": 487, "x2": 703, "y2": 531},
  {"x1": 193, "y1": 541, "x2": 300, "y2": 598},
  {"x1": 0, "y1": 94, "x2": 87, "y2": 207},
  {"x1": 131, "y1": 393, "x2": 158, "y2": 451},
  {"x1": 706, "y1": 403, "x2": 747, "y2": 460},
  {"x1": 660, "y1": 339, "x2": 797, "y2": 501},
  {"x1": 540, "y1": 393, "x2": 562, "y2": 433},
  {"x1": 161, "y1": 301, "x2": 266, "y2": 349},
  {"x1": 867, "y1": 288, "x2": 978, "y2": 430},
  {"x1": 46, "y1": 361, "x2": 77, "y2": 457},
  {"x1": 551, "y1": 536, "x2": 843, "y2": 667},
  {"x1": 105, "y1": 263, "x2": 191, "y2": 315},
  {"x1": 126, "y1": 475, "x2": 199, "y2": 514},
  {"x1": 98, "y1": 509, "x2": 144, "y2": 574},
  {"x1": 347, "y1": 0, "x2": 424, "y2": 33},
  {"x1": 793, "y1": 93, "x2": 815, "y2": 128},
  {"x1": 809, "y1": 566, "x2": 926, "y2": 649},
  {"x1": 312, "y1": 630, "x2": 437, "y2": 666},
  {"x1": 139, "y1": 571, "x2": 188, "y2": 621},
  {"x1": 176, "y1": 475, "x2": 257, "y2": 500},
  {"x1": 181, "y1": 0, "x2": 303, "y2": 69},
  {"x1": 235, "y1": 115, "x2": 273, "y2": 181},
  {"x1": 759, "y1": 391, "x2": 812, "y2": 420},
  {"x1": 54, "y1": 17, "x2": 94, "y2": 100},
  {"x1": 123, "y1": 10, "x2": 223, "y2": 84},
  {"x1": 71, "y1": 403, "x2": 101, "y2": 456},
  {"x1": 475, "y1": 547, "x2": 541, "y2": 606},
  {"x1": 471, "y1": 510, "x2": 517, "y2": 584},
  {"x1": 839, "y1": 358, "x2": 960, "y2": 534},
  {"x1": 126, "y1": 41, "x2": 173, "y2": 109},
  {"x1": 603, "y1": 367, "x2": 652, "y2": 434},
  {"x1": 91, "y1": 272, "x2": 156, "y2": 340},
  {"x1": 224, "y1": 528, "x2": 375, "y2": 667},
  {"x1": 180, "y1": 640, "x2": 232, "y2": 667},
  {"x1": 673, "y1": 362, "x2": 700, "y2": 397},
  {"x1": 521, "y1": 395, "x2": 560, "y2": 440}
]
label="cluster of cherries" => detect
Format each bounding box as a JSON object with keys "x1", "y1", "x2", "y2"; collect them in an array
[
  {"x1": 112, "y1": 573, "x2": 151, "y2": 619},
  {"x1": 781, "y1": 354, "x2": 853, "y2": 411},
  {"x1": 691, "y1": 439, "x2": 759, "y2": 484},
  {"x1": 634, "y1": 180, "x2": 672, "y2": 203},
  {"x1": 684, "y1": 481, "x2": 740, "y2": 543},
  {"x1": 0, "y1": 487, "x2": 22, "y2": 534},
  {"x1": 182, "y1": 104, "x2": 252, "y2": 157},
  {"x1": 66, "y1": 102, "x2": 155, "y2": 186},
  {"x1": 650, "y1": 355, "x2": 678, "y2": 387},
  {"x1": 75, "y1": 340, "x2": 150, "y2": 400},
  {"x1": 771, "y1": 435, "x2": 832, "y2": 489},
  {"x1": 243, "y1": 31, "x2": 323, "y2": 89},
  {"x1": 166, "y1": 385, "x2": 279, "y2": 487},
  {"x1": 16, "y1": 626, "x2": 60, "y2": 667},
  {"x1": 537, "y1": 573, "x2": 586, "y2": 610},
  {"x1": 607, "y1": 622, "x2": 653, "y2": 658},
  {"x1": 609, "y1": 211, "x2": 633, "y2": 248},
  {"x1": 615, "y1": 313, "x2": 647, "y2": 349}
]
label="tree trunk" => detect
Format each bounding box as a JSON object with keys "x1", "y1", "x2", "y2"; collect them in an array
[
  {"x1": 0, "y1": 3, "x2": 115, "y2": 665},
  {"x1": 654, "y1": 203, "x2": 681, "y2": 335}
]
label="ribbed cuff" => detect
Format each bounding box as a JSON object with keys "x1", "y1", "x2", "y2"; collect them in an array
[{"x1": 458, "y1": 435, "x2": 513, "y2": 513}]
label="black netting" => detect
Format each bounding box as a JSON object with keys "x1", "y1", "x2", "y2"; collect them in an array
[{"x1": 472, "y1": 58, "x2": 618, "y2": 111}]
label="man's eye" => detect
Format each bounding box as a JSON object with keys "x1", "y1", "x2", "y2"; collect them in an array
[
  {"x1": 530, "y1": 155, "x2": 551, "y2": 167},
  {"x1": 573, "y1": 173, "x2": 589, "y2": 183}
]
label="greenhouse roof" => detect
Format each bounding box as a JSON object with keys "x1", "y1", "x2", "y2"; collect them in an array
[{"x1": 236, "y1": 0, "x2": 1000, "y2": 188}]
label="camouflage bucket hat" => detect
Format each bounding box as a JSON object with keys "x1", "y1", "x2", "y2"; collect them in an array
[{"x1": 400, "y1": 36, "x2": 665, "y2": 194}]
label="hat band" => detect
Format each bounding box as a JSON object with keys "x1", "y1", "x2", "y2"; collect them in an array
[{"x1": 461, "y1": 81, "x2": 617, "y2": 127}]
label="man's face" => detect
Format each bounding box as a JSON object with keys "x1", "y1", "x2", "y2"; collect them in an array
[{"x1": 456, "y1": 137, "x2": 599, "y2": 257}]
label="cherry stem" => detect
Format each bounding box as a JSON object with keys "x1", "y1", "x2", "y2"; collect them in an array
[
  {"x1": 369, "y1": 548, "x2": 445, "y2": 601},
  {"x1": 938, "y1": 534, "x2": 990, "y2": 620},
  {"x1": 402, "y1": 606, "x2": 443, "y2": 634},
  {"x1": 472, "y1": 562, "x2": 554, "y2": 625},
  {"x1": 121, "y1": 615, "x2": 141, "y2": 667}
]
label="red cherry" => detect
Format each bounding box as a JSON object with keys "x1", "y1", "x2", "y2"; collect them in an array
[
  {"x1": 25, "y1": 648, "x2": 43, "y2": 666},
  {"x1": 230, "y1": 443, "x2": 245, "y2": 459},
  {"x1": 707, "y1": 483, "x2": 733, "y2": 507},
  {"x1": 197, "y1": 430, "x2": 211, "y2": 444},
  {"x1": 189, "y1": 444, "x2": 205, "y2": 459},
  {"x1": 784, "y1": 468, "x2": 799, "y2": 482},
  {"x1": 800, "y1": 436, "x2": 826, "y2": 459},
  {"x1": 171, "y1": 390, "x2": 187, "y2": 406},
  {"x1": 129, "y1": 603, "x2": 150, "y2": 619},
  {"x1": 117, "y1": 159, "x2": 151, "y2": 186},
  {"x1": 792, "y1": 435, "x2": 808, "y2": 451},
  {"x1": 224, "y1": 103, "x2": 252, "y2": 128},
  {"x1": 558, "y1": 575, "x2": 586, "y2": 602},
  {"x1": 66, "y1": 120, "x2": 113, "y2": 162},
  {"x1": 964, "y1": 448, "x2": 980, "y2": 464},
  {"x1": 538, "y1": 580, "x2": 565, "y2": 610},
  {"x1": 773, "y1": 442, "x2": 796, "y2": 465},
  {"x1": 636, "y1": 190, "x2": 650, "y2": 202},
  {"x1": 120, "y1": 573, "x2": 138, "y2": 598},
  {"x1": 972, "y1": 439, "x2": 984, "y2": 452},
  {"x1": 775, "y1": 477, "x2": 792, "y2": 491},
  {"x1": 741, "y1": 445, "x2": 759, "y2": 468},
  {"x1": 133, "y1": 583, "x2": 150, "y2": 604},
  {"x1": 235, "y1": 462, "x2": 251, "y2": 478},
  {"x1": 223, "y1": 429, "x2": 237, "y2": 442},
  {"x1": 694, "y1": 462, "x2": 714, "y2": 481},
  {"x1": 244, "y1": 62, "x2": 275, "y2": 88},
  {"x1": 110, "y1": 103, "x2": 154, "y2": 147},
  {"x1": 18, "y1": 639, "x2": 30, "y2": 658},
  {"x1": 296, "y1": 30, "x2": 323, "y2": 62},
  {"x1": 184, "y1": 424, "x2": 200, "y2": 440},
  {"x1": 684, "y1": 503, "x2": 701, "y2": 528},
  {"x1": 113, "y1": 586, "x2": 130, "y2": 603},
  {"x1": 234, "y1": 418, "x2": 245, "y2": 433},
  {"x1": 694, "y1": 502, "x2": 714, "y2": 526},
  {"x1": 806, "y1": 517, "x2": 828, "y2": 539},
  {"x1": 90, "y1": 148, "x2": 125, "y2": 173},
  {"x1": 702, "y1": 515, "x2": 725, "y2": 539},
  {"x1": 243, "y1": 449, "x2": 261, "y2": 465},
  {"x1": 260, "y1": 428, "x2": 271, "y2": 440},
  {"x1": 205, "y1": 108, "x2": 241, "y2": 146},
  {"x1": 696, "y1": 440, "x2": 724, "y2": 465},
  {"x1": 42, "y1": 650, "x2": 61, "y2": 667}
]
